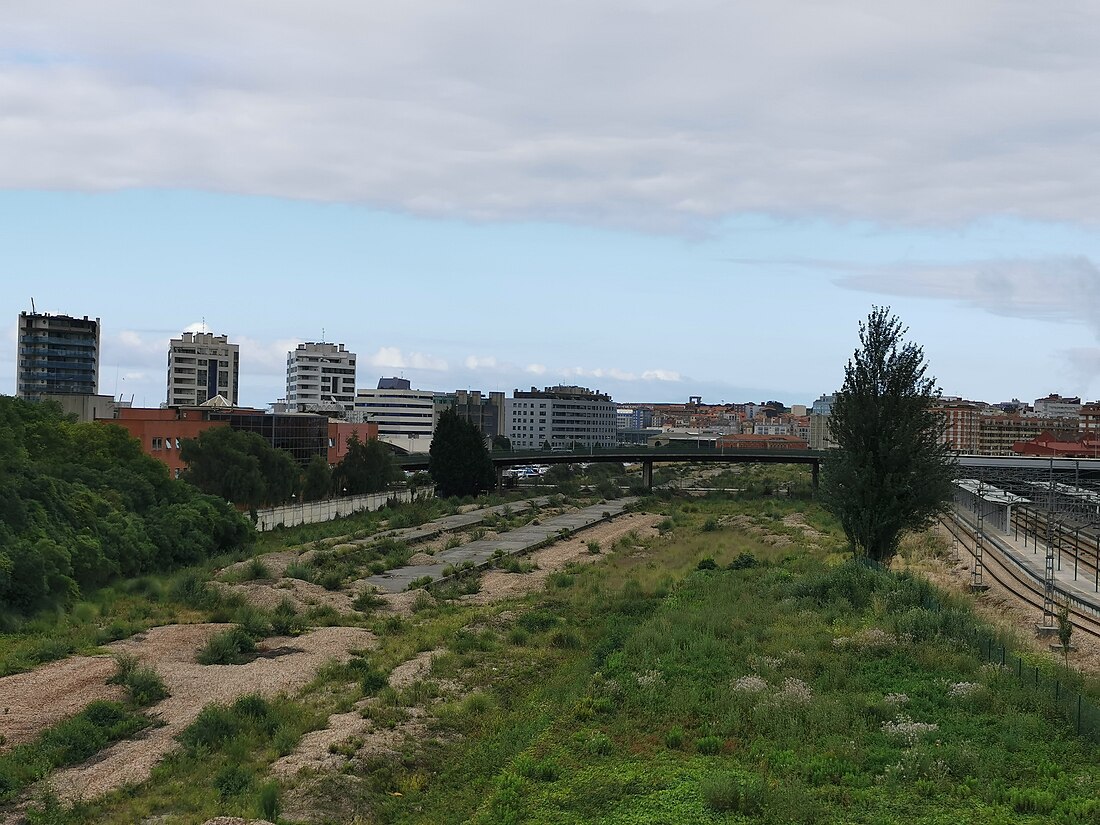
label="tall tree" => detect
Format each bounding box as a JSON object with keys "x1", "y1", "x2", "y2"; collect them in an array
[
  {"x1": 302, "y1": 454, "x2": 333, "y2": 501},
  {"x1": 332, "y1": 433, "x2": 399, "y2": 495},
  {"x1": 429, "y1": 408, "x2": 495, "y2": 497},
  {"x1": 822, "y1": 307, "x2": 955, "y2": 564},
  {"x1": 180, "y1": 426, "x2": 298, "y2": 508}
]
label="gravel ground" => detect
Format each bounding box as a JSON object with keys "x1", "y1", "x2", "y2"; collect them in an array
[
  {"x1": 462, "y1": 512, "x2": 662, "y2": 605},
  {"x1": 47, "y1": 624, "x2": 376, "y2": 802}
]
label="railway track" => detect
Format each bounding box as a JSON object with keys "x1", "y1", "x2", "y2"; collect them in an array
[{"x1": 940, "y1": 512, "x2": 1100, "y2": 641}]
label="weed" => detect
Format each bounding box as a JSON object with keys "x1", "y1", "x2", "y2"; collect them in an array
[
  {"x1": 696, "y1": 735, "x2": 723, "y2": 755},
  {"x1": 109, "y1": 654, "x2": 169, "y2": 706},
  {"x1": 701, "y1": 773, "x2": 764, "y2": 814},
  {"x1": 702, "y1": 517, "x2": 719, "y2": 532},
  {"x1": 586, "y1": 540, "x2": 601, "y2": 555},
  {"x1": 215, "y1": 764, "x2": 253, "y2": 798},
  {"x1": 257, "y1": 780, "x2": 281, "y2": 820},
  {"x1": 696, "y1": 557, "x2": 718, "y2": 570},
  {"x1": 196, "y1": 627, "x2": 256, "y2": 665}
]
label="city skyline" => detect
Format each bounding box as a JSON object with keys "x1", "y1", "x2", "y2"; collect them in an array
[{"x1": 5, "y1": 4, "x2": 1100, "y2": 406}]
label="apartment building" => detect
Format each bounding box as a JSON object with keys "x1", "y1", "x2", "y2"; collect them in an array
[
  {"x1": 1033, "y1": 393, "x2": 1081, "y2": 419},
  {"x1": 434, "y1": 390, "x2": 505, "y2": 439},
  {"x1": 286, "y1": 342, "x2": 356, "y2": 414},
  {"x1": 16, "y1": 311, "x2": 100, "y2": 399},
  {"x1": 353, "y1": 378, "x2": 436, "y2": 453},
  {"x1": 505, "y1": 385, "x2": 615, "y2": 450},
  {"x1": 167, "y1": 332, "x2": 240, "y2": 407}
]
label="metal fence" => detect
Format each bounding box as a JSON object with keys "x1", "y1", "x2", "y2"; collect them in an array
[{"x1": 975, "y1": 635, "x2": 1100, "y2": 742}]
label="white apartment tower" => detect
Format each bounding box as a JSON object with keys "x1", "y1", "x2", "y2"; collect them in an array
[
  {"x1": 505, "y1": 385, "x2": 616, "y2": 450},
  {"x1": 166, "y1": 331, "x2": 240, "y2": 406},
  {"x1": 286, "y1": 342, "x2": 357, "y2": 414}
]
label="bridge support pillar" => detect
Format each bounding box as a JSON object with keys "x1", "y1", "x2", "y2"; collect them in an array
[
  {"x1": 642, "y1": 460, "x2": 653, "y2": 490},
  {"x1": 496, "y1": 466, "x2": 504, "y2": 494}
]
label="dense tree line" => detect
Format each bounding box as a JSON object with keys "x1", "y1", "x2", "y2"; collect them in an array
[
  {"x1": 0, "y1": 398, "x2": 253, "y2": 615},
  {"x1": 430, "y1": 408, "x2": 495, "y2": 497}
]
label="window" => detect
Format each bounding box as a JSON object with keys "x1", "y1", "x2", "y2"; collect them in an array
[{"x1": 151, "y1": 437, "x2": 163, "y2": 450}]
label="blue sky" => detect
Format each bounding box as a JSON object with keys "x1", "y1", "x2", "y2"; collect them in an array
[{"x1": 4, "y1": 2, "x2": 1100, "y2": 408}]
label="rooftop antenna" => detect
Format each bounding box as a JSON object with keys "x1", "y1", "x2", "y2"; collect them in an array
[
  {"x1": 202, "y1": 316, "x2": 206, "y2": 334},
  {"x1": 30, "y1": 297, "x2": 36, "y2": 313},
  {"x1": 322, "y1": 327, "x2": 325, "y2": 343}
]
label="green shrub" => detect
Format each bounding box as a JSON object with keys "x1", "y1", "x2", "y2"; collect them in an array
[
  {"x1": 701, "y1": 774, "x2": 764, "y2": 814},
  {"x1": 196, "y1": 627, "x2": 256, "y2": 665},
  {"x1": 257, "y1": 780, "x2": 281, "y2": 820},
  {"x1": 269, "y1": 599, "x2": 303, "y2": 636},
  {"x1": 696, "y1": 557, "x2": 718, "y2": 571},
  {"x1": 515, "y1": 755, "x2": 560, "y2": 782},
  {"x1": 109, "y1": 654, "x2": 169, "y2": 707},
  {"x1": 283, "y1": 561, "x2": 315, "y2": 583},
  {"x1": 585, "y1": 732, "x2": 613, "y2": 756},
  {"x1": 179, "y1": 704, "x2": 238, "y2": 750},
  {"x1": 215, "y1": 764, "x2": 253, "y2": 798},
  {"x1": 664, "y1": 727, "x2": 684, "y2": 749},
  {"x1": 702, "y1": 517, "x2": 719, "y2": 532},
  {"x1": 518, "y1": 611, "x2": 558, "y2": 632},
  {"x1": 549, "y1": 629, "x2": 581, "y2": 649},
  {"x1": 696, "y1": 735, "x2": 723, "y2": 755},
  {"x1": 728, "y1": 552, "x2": 758, "y2": 569},
  {"x1": 586, "y1": 541, "x2": 601, "y2": 555},
  {"x1": 243, "y1": 557, "x2": 271, "y2": 580}
]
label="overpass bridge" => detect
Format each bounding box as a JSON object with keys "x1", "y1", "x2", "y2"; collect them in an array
[{"x1": 395, "y1": 446, "x2": 825, "y2": 491}]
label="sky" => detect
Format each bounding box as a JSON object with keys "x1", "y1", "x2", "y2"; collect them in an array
[{"x1": 4, "y1": 1, "x2": 1100, "y2": 408}]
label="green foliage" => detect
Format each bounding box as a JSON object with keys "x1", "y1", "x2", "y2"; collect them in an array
[
  {"x1": 0, "y1": 397, "x2": 253, "y2": 616},
  {"x1": 196, "y1": 626, "x2": 257, "y2": 665},
  {"x1": 257, "y1": 780, "x2": 281, "y2": 820},
  {"x1": 301, "y1": 454, "x2": 333, "y2": 501},
  {"x1": 491, "y1": 434, "x2": 513, "y2": 451},
  {"x1": 1057, "y1": 603, "x2": 1073, "y2": 665},
  {"x1": 0, "y1": 701, "x2": 149, "y2": 803},
  {"x1": 822, "y1": 307, "x2": 955, "y2": 563},
  {"x1": 180, "y1": 424, "x2": 298, "y2": 507},
  {"x1": 429, "y1": 408, "x2": 495, "y2": 498},
  {"x1": 109, "y1": 654, "x2": 169, "y2": 706},
  {"x1": 332, "y1": 433, "x2": 399, "y2": 495}
]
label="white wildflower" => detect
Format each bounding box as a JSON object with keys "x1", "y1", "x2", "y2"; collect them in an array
[
  {"x1": 779, "y1": 677, "x2": 814, "y2": 704},
  {"x1": 947, "y1": 681, "x2": 980, "y2": 698},
  {"x1": 634, "y1": 669, "x2": 663, "y2": 687},
  {"x1": 881, "y1": 714, "x2": 939, "y2": 746},
  {"x1": 732, "y1": 675, "x2": 768, "y2": 693},
  {"x1": 883, "y1": 692, "x2": 910, "y2": 706}
]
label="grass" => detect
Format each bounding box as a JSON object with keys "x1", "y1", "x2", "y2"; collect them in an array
[
  {"x1": 108, "y1": 654, "x2": 169, "y2": 707},
  {"x1": 0, "y1": 702, "x2": 153, "y2": 804}
]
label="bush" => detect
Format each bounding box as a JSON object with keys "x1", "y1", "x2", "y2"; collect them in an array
[
  {"x1": 702, "y1": 517, "x2": 719, "y2": 532},
  {"x1": 109, "y1": 654, "x2": 169, "y2": 706},
  {"x1": 215, "y1": 764, "x2": 253, "y2": 798},
  {"x1": 196, "y1": 627, "x2": 256, "y2": 665},
  {"x1": 243, "y1": 557, "x2": 271, "y2": 581},
  {"x1": 696, "y1": 558, "x2": 718, "y2": 571},
  {"x1": 179, "y1": 704, "x2": 238, "y2": 750},
  {"x1": 269, "y1": 599, "x2": 303, "y2": 636},
  {"x1": 586, "y1": 540, "x2": 601, "y2": 555},
  {"x1": 728, "y1": 552, "x2": 758, "y2": 569},
  {"x1": 257, "y1": 780, "x2": 281, "y2": 820},
  {"x1": 696, "y1": 735, "x2": 723, "y2": 754},
  {"x1": 518, "y1": 611, "x2": 558, "y2": 632},
  {"x1": 664, "y1": 727, "x2": 684, "y2": 749},
  {"x1": 701, "y1": 774, "x2": 764, "y2": 814}
]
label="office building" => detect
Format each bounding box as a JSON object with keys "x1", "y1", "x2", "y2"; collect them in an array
[
  {"x1": 167, "y1": 331, "x2": 240, "y2": 407},
  {"x1": 505, "y1": 385, "x2": 616, "y2": 450},
  {"x1": 16, "y1": 311, "x2": 100, "y2": 399},
  {"x1": 353, "y1": 378, "x2": 437, "y2": 453},
  {"x1": 286, "y1": 342, "x2": 356, "y2": 414},
  {"x1": 435, "y1": 390, "x2": 505, "y2": 439}
]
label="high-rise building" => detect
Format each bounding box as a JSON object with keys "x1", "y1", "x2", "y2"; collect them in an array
[
  {"x1": 16, "y1": 311, "x2": 100, "y2": 399},
  {"x1": 286, "y1": 342, "x2": 356, "y2": 414},
  {"x1": 166, "y1": 331, "x2": 240, "y2": 407},
  {"x1": 434, "y1": 390, "x2": 505, "y2": 438},
  {"x1": 505, "y1": 385, "x2": 615, "y2": 450}
]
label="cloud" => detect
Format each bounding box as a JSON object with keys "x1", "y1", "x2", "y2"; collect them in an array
[
  {"x1": 366, "y1": 346, "x2": 448, "y2": 372},
  {"x1": 836, "y1": 256, "x2": 1100, "y2": 332},
  {"x1": 558, "y1": 365, "x2": 682, "y2": 383},
  {"x1": 524, "y1": 363, "x2": 547, "y2": 375},
  {"x1": 5, "y1": 2, "x2": 1100, "y2": 228},
  {"x1": 464, "y1": 355, "x2": 498, "y2": 370}
]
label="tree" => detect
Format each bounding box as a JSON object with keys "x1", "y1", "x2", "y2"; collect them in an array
[
  {"x1": 180, "y1": 426, "x2": 298, "y2": 508},
  {"x1": 429, "y1": 408, "x2": 495, "y2": 498},
  {"x1": 1057, "y1": 602, "x2": 1073, "y2": 667},
  {"x1": 821, "y1": 307, "x2": 955, "y2": 564},
  {"x1": 332, "y1": 433, "x2": 399, "y2": 495},
  {"x1": 491, "y1": 434, "x2": 513, "y2": 452},
  {"x1": 302, "y1": 455, "x2": 333, "y2": 501}
]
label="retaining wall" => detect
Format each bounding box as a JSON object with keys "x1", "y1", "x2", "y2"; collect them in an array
[{"x1": 253, "y1": 487, "x2": 434, "y2": 531}]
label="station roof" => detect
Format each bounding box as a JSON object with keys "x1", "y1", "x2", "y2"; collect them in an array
[{"x1": 954, "y1": 478, "x2": 1030, "y2": 505}]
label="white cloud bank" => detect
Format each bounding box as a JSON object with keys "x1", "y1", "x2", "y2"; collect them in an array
[{"x1": 4, "y1": 2, "x2": 1100, "y2": 228}]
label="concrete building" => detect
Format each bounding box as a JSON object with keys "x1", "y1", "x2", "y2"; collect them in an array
[
  {"x1": 434, "y1": 390, "x2": 505, "y2": 439},
  {"x1": 976, "y1": 412, "x2": 1077, "y2": 457},
  {"x1": 808, "y1": 393, "x2": 838, "y2": 450},
  {"x1": 353, "y1": 378, "x2": 436, "y2": 453},
  {"x1": 1033, "y1": 393, "x2": 1081, "y2": 419},
  {"x1": 506, "y1": 385, "x2": 615, "y2": 450},
  {"x1": 936, "y1": 400, "x2": 981, "y2": 453},
  {"x1": 286, "y1": 342, "x2": 356, "y2": 415},
  {"x1": 167, "y1": 332, "x2": 240, "y2": 407},
  {"x1": 16, "y1": 311, "x2": 100, "y2": 399}
]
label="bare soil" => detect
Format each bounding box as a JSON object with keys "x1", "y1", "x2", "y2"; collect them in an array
[
  {"x1": 48, "y1": 624, "x2": 375, "y2": 801},
  {"x1": 210, "y1": 576, "x2": 356, "y2": 613}
]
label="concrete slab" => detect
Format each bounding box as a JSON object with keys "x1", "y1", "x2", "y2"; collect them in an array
[{"x1": 363, "y1": 498, "x2": 637, "y2": 593}]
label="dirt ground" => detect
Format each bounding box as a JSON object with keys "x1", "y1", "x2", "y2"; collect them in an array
[
  {"x1": 43, "y1": 624, "x2": 375, "y2": 802},
  {"x1": 903, "y1": 525, "x2": 1100, "y2": 674},
  {"x1": 462, "y1": 512, "x2": 663, "y2": 606},
  {"x1": 210, "y1": 576, "x2": 357, "y2": 614}
]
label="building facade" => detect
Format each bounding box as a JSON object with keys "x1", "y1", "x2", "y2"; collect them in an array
[
  {"x1": 286, "y1": 342, "x2": 356, "y2": 414},
  {"x1": 16, "y1": 312, "x2": 100, "y2": 399},
  {"x1": 353, "y1": 378, "x2": 437, "y2": 453},
  {"x1": 1033, "y1": 394, "x2": 1081, "y2": 419},
  {"x1": 505, "y1": 385, "x2": 615, "y2": 450},
  {"x1": 434, "y1": 390, "x2": 505, "y2": 439},
  {"x1": 167, "y1": 332, "x2": 240, "y2": 407}
]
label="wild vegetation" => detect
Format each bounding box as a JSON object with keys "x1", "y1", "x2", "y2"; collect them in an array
[
  {"x1": 0, "y1": 397, "x2": 253, "y2": 617},
  {"x1": 4, "y1": 465, "x2": 1098, "y2": 824}
]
